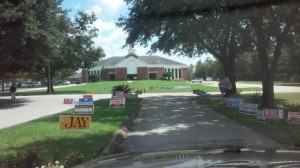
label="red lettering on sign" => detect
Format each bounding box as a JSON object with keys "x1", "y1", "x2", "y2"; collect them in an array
[
  {"x1": 83, "y1": 95, "x2": 93, "y2": 99},
  {"x1": 63, "y1": 98, "x2": 74, "y2": 104}
]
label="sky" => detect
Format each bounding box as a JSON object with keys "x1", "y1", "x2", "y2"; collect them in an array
[{"x1": 61, "y1": 0, "x2": 212, "y2": 66}]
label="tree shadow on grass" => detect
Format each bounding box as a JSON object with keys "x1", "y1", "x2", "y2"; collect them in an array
[
  {"x1": 1, "y1": 133, "x2": 113, "y2": 167},
  {"x1": 0, "y1": 98, "x2": 32, "y2": 110},
  {"x1": 54, "y1": 90, "x2": 88, "y2": 94},
  {"x1": 17, "y1": 90, "x2": 87, "y2": 96}
]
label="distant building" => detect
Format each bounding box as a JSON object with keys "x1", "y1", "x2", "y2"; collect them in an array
[
  {"x1": 66, "y1": 72, "x2": 82, "y2": 83},
  {"x1": 84, "y1": 46, "x2": 189, "y2": 81}
]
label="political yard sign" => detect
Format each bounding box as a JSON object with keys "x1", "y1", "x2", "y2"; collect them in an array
[
  {"x1": 109, "y1": 96, "x2": 126, "y2": 108},
  {"x1": 218, "y1": 77, "x2": 232, "y2": 94},
  {"x1": 201, "y1": 93, "x2": 211, "y2": 99},
  {"x1": 83, "y1": 94, "x2": 93, "y2": 100},
  {"x1": 59, "y1": 115, "x2": 91, "y2": 130},
  {"x1": 63, "y1": 98, "x2": 75, "y2": 104},
  {"x1": 239, "y1": 103, "x2": 258, "y2": 115},
  {"x1": 78, "y1": 98, "x2": 93, "y2": 104},
  {"x1": 287, "y1": 112, "x2": 300, "y2": 124},
  {"x1": 263, "y1": 108, "x2": 284, "y2": 119},
  {"x1": 75, "y1": 104, "x2": 94, "y2": 114},
  {"x1": 256, "y1": 110, "x2": 266, "y2": 124},
  {"x1": 227, "y1": 98, "x2": 243, "y2": 108},
  {"x1": 75, "y1": 97, "x2": 94, "y2": 114},
  {"x1": 114, "y1": 91, "x2": 124, "y2": 98}
]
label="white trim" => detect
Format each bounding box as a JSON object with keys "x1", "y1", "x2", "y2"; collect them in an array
[{"x1": 115, "y1": 56, "x2": 148, "y2": 67}]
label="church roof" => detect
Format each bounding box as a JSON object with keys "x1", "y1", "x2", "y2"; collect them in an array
[{"x1": 99, "y1": 55, "x2": 187, "y2": 67}]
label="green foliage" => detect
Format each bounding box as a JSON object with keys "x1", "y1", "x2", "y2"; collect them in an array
[
  {"x1": 7, "y1": 150, "x2": 44, "y2": 168},
  {"x1": 162, "y1": 72, "x2": 173, "y2": 80},
  {"x1": 0, "y1": 0, "x2": 105, "y2": 94},
  {"x1": 111, "y1": 84, "x2": 131, "y2": 94},
  {"x1": 88, "y1": 73, "x2": 100, "y2": 82},
  {"x1": 60, "y1": 151, "x2": 84, "y2": 168},
  {"x1": 194, "y1": 58, "x2": 223, "y2": 79}
]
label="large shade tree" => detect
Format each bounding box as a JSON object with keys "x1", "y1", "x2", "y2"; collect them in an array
[
  {"x1": 248, "y1": 1, "x2": 300, "y2": 108},
  {"x1": 117, "y1": 0, "x2": 253, "y2": 95},
  {"x1": 0, "y1": 0, "x2": 105, "y2": 93},
  {"x1": 0, "y1": 0, "x2": 36, "y2": 91}
]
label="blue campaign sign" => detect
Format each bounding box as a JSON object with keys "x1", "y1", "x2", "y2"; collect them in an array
[
  {"x1": 201, "y1": 93, "x2": 211, "y2": 99},
  {"x1": 227, "y1": 98, "x2": 243, "y2": 108},
  {"x1": 256, "y1": 110, "x2": 266, "y2": 124},
  {"x1": 239, "y1": 103, "x2": 258, "y2": 115},
  {"x1": 79, "y1": 98, "x2": 93, "y2": 103}
]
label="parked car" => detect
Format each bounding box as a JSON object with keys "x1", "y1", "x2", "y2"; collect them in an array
[
  {"x1": 191, "y1": 78, "x2": 204, "y2": 83},
  {"x1": 52, "y1": 81, "x2": 62, "y2": 85},
  {"x1": 33, "y1": 81, "x2": 41, "y2": 87},
  {"x1": 41, "y1": 81, "x2": 48, "y2": 87},
  {"x1": 206, "y1": 77, "x2": 213, "y2": 81},
  {"x1": 21, "y1": 82, "x2": 34, "y2": 88},
  {"x1": 62, "y1": 80, "x2": 70, "y2": 85}
]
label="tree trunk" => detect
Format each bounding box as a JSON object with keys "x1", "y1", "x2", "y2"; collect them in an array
[
  {"x1": 1, "y1": 78, "x2": 4, "y2": 92},
  {"x1": 222, "y1": 60, "x2": 237, "y2": 96},
  {"x1": 46, "y1": 76, "x2": 55, "y2": 94},
  {"x1": 261, "y1": 70, "x2": 275, "y2": 108}
]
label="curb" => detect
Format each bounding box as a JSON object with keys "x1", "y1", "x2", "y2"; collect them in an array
[
  {"x1": 73, "y1": 99, "x2": 142, "y2": 168},
  {"x1": 101, "y1": 100, "x2": 141, "y2": 155}
]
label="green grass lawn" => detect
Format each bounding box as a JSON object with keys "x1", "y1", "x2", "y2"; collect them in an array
[
  {"x1": 196, "y1": 93, "x2": 300, "y2": 147},
  {"x1": 0, "y1": 98, "x2": 140, "y2": 167},
  {"x1": 2, "y1": 80, "x2": 261, "y2": 96},
  {"x1": 275, "y1": 93, "x2": 300, "y2": 106},
  {"x1": 274, "y1": 82, "x2": 300, "y2": 87}
]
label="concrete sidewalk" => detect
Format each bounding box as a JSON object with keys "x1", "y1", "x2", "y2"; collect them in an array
[{"x1": 121, "y1": 96, "x2": 281, "y2": 152}]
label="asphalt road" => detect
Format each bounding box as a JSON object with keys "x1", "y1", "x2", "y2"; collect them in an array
[{"x1": 121, "y1": 95, "x2": 281, "y2": 152}]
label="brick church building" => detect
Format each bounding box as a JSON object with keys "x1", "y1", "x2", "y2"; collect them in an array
[{"x1": 83, "y1": 46, "x2": 189, "y2": 81}]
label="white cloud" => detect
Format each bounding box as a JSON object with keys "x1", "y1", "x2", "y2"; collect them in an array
[
  {"x1": 94, "y1": 26, "x2": 128, "y2": 56},
  {"x1": 93, "y1": 19, "x2": 116, "y2": 32},
  {"x1": 88, "y1": 0, "x2": 124, "y2": 18},
  {"x1": 87, "y1": 0, "x2": 207, "y2": 66}
]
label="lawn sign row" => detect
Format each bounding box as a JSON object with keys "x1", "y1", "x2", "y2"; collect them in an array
[
  {"x1": 60, "y1": 93, "x2": 139, "y2": 131},
  {"x1": 193, "y1": 90, "x2": 300, "y2": 124},
  {"x1": 98, "y1": 86, "x2": 191, "y2": 93},
  {"x1": 60, "y1": 95, "x2": 94, "y2": 131},
  {"x1": 109, "y1": 91, "x2": 138, "y2": 108}
]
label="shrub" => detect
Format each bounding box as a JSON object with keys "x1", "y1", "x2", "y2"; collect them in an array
[
  {"x1": 88, "y1": 73, "x2": 100, "y2": 82},
  {"x1": 6, "y1": 150, "x2": 44, "y2": 168},
  {"x1": 162, "y1": 72, "x2": 173, "y2": 80},
  {"x1": 111, "y1": 84, "x2": 131, "y2": 94}
]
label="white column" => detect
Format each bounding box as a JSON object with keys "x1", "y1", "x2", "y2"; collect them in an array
[
  {"x1": 177, "y1": 68, "x2": 179, "y2": 79},
  {"x1": 173, "y1": 68, "x2": 176, "y2": 80}
]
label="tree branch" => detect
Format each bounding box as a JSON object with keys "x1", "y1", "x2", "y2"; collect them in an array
[{"x1": 270, "y1": 6, "x2": 298, "y2": 73}]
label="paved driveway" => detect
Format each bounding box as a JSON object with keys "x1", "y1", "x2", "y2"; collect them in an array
[{"x1": 121, "y1": 96, "x2": 281, "y2": 152}]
